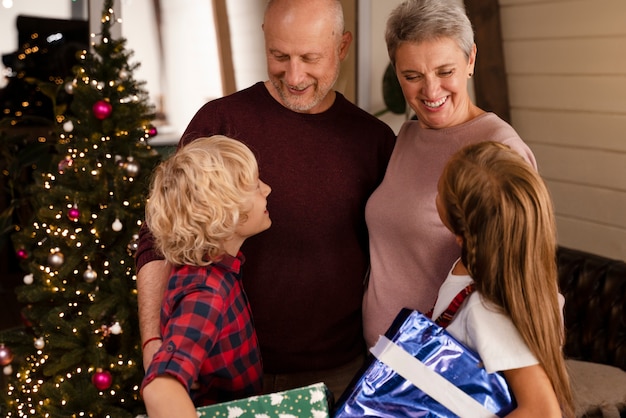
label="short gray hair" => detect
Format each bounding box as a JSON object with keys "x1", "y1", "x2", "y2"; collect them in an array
[{"x1": 385, "y1": 0, "x2": 474, "y2": 65}]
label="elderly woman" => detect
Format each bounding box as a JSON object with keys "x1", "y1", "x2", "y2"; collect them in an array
[{"x1": 363, "y1": 0, "x2": 537, "y2": 348}]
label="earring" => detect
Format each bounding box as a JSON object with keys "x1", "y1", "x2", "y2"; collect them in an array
[{"x1": 468, "y1": 72, "x2": 473, "y2": 77}]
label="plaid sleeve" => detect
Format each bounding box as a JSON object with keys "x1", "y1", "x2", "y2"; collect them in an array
[{"x1": 141, "y1": 287, "x2": 223, "y2": 393}]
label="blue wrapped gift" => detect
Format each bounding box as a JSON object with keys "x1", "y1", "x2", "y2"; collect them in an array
[{"x1": 334, "y1": 309, "x2": 516, "y2": 417}]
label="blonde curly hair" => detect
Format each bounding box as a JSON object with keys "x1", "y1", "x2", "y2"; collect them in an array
[{"x1": 145, "y1": 135, "x2": 259, "y2": 266}]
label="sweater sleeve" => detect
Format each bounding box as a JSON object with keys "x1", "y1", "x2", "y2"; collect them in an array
[{"x1": 134, "y1": 222, "x2": 163, "y2": 272}]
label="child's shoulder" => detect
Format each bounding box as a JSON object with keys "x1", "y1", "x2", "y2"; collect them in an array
[{"x1": 168, "y1": 263, "x2": 236, "y2": 292}]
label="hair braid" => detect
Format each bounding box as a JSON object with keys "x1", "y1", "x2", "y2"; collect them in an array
[{"x1": 439, "y1": 141, "x2": 574, "y2": 417}]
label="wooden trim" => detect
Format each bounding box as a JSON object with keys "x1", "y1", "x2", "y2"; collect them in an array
[
  {"x1": 464, "y1": 0, "x2": 510, "y2": 123},
  {"x1": 212, "y1": 0, "x2": 237, "y2": 95}
]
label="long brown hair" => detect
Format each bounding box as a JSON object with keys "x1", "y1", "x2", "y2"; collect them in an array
[{"x1": 438, "y1": 141, "x2": 574, "y2": 418}]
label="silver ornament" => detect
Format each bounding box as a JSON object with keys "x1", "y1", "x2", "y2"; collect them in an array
[
  {"x1": 83, "y1": 266, "x2": 98, "y2": 283},
  {"x1": 23, "y1": 273, "x2": 34, "y2": 285},
  {"x1": 124, "y1": 158, "x2": 140, "y2": 177},
  {"x1": 48, "y1": 252, "x2": 65, "y2": 268},
  {"x1": 112, "y1": 218, "x2": 123, "y2": 232},
  {"x1": 109, "y1": 322, "x2": 122, "y2": 335},
  {"x1": 34, "y1": 337, "x2": 45, "y2": 350},
  {"x1": 64, "y1": 81, "x2": 75, "y2": 94}
]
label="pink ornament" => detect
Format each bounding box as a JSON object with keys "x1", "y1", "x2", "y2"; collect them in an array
[
  {"x1": 148, "y1": 126, "x2": 158, "y2": 137},
  {"x1": 92, "y1": 369, "x2": 113, "y2": 390},
  {"x1": 58, "y1": 156, "x2": 74, "y2": 174},
  {"x1": 68, "y1": 207, "x2": 80, "y2": 222},
  {"x1": 0, "y1": 344, "x2": 14, "y2": 367},
  {"x1": 15, "y1": 248, "x2": 28, "y2": 260},
  {"x1": 92, "y1": 100, "x2": 113, "y2": 120}
]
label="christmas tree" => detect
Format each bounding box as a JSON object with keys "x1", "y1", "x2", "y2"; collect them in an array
[{"x1": 0, "y1": 0, "x2": 161, "y2": 416}]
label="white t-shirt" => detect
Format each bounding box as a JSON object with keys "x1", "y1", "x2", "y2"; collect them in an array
[{"x1": 432, "y1": 261, "x2": 538, "y2": 374}]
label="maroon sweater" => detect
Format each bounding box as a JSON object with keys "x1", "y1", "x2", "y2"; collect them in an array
[{"x1": 137, "y1": 82, "x2": 396, "y2": 373}]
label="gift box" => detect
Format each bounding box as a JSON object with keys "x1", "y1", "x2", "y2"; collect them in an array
[
  {"x1": 196, "y1": 382, "x2": 331, "y2": 418},
  {"x1": 334, "y1": 309, "x2": 516, "y2": 417}
]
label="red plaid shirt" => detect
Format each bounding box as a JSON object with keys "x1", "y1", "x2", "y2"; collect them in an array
[{"x1": 141, "y1": 252, "x2": 262, "y2": 406}]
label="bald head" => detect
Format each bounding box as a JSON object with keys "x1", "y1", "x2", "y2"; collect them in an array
[{"x1": 264, "y1": 0, "x2": 345, "y2": 38}]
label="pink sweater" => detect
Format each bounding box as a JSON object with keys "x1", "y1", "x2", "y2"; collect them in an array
[{"x1": 363, "y1": 113, "x2": 537, "y2": 348}]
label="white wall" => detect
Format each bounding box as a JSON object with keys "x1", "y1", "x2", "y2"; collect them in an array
[
  {"x1": 500, "y1": 0, "x2": 626, "y2": 261},
  {"x1": 124, "y1": 0, "x2": 268, "y2": 142},
  {"x1": 122, "y1": 0, "x2": 223, "y2": 143},
  {"x1": 226, "y1": 0, "x2": 267, "y2": 91}
]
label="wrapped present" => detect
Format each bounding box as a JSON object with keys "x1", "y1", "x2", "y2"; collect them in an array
[
  {"x1": 196, "y1": 382, "x2": 330, "y2": 418},
  {"x1": 334, "y1": 309, "x2": 516, "y2": 417}
]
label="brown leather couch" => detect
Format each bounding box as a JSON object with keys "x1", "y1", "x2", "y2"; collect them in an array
[{"x1": 557, "y1": 246, "x2": 626, "y2": 417}]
